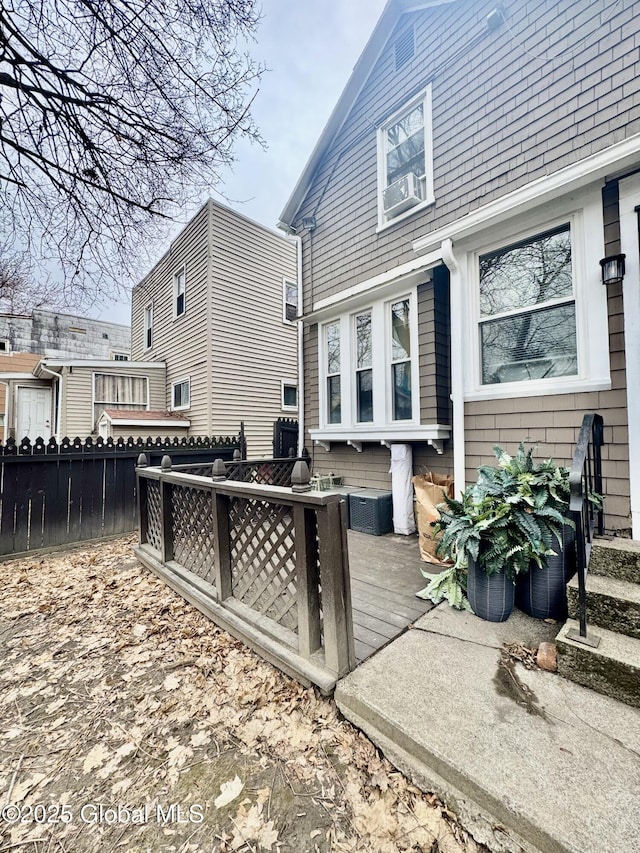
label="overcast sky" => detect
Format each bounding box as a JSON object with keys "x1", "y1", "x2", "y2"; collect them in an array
[{"x1": 99, "y1": 0, "x2": 388, "y2": 326}]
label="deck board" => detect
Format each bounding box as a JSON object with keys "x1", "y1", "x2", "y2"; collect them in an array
[{"x1": 347, "y1": 529, "x2": 437, "y2": 664}]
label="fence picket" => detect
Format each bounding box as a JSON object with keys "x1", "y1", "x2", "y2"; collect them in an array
[{"x1": 0, "y1": 435, "x2": 241, "y2": 557}]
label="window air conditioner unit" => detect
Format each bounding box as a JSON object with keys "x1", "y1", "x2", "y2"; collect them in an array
[{"x1": 382, "y1": 173, "x2": 422, "y2": 217}]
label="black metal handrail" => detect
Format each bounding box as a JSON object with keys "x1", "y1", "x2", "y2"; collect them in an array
[{"x1": 568, "y1": 413, "x2": 604, "y2": 642}]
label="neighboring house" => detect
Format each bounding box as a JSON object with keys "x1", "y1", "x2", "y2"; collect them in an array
[
  {"x1": 97, "y1": 408, "x2": 190, "y2": 440},
  {"x1": 0, "y1": 309, "x2": 131, "y2": 360},
  {"x1": 0, "y1": 353, "x2": 40, "y2": 441},
  {"x1": 278, "y1": 0, "x2": 640, "y2": 536},
  {"x1": 0, "y1": 359, "x2": 167, "y2": 442},
  {"x1": 131, "y1": 198, "x2": 298, "y2": 457},
  {"x1": 0, "y1": 309, "x2": 133, "y2": 442}
]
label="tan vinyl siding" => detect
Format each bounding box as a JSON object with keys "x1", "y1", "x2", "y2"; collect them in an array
[
  {"x1": 296, "y1": 0, "x2": 640, "y2": 309},
  {"x1": 132, "y1": 200, "x2": 297, "y2": 455},
  {"x1": 60, "y1": 365, "x2": 166, "y2": 438},
  {"x1": 132, "y1": 203, "x2": 211, "y2": 434},
  {"x1": 208, "y1": 204, "x2": 297, "y2": 457}
]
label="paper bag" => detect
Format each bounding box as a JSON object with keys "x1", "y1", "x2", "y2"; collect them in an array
[{"x1": 412, "y1": 472, "x2": 454, "y2": 565}]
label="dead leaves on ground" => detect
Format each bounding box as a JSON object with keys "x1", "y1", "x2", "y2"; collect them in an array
[{"x1": 0, "y1": 535, "x2": 483, "y2": 852}]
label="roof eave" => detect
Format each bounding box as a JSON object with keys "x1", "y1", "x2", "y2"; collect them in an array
[{"x1": 277, "y1": 0, "x2": 459, "y2": 230}]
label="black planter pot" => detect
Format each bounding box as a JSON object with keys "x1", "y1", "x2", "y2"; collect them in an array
[
  {"x1": 515, "y1": 527, "x2": 576, "y2": 620},
  {"x1": 467, "y1": 556, "x2": 514, "y2": 622}
]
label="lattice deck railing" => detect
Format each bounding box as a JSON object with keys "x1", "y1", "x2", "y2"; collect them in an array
[
  {"x1": 170, "y1": 457, "x2": 304, "y2": 487},
  {"x1": 135, "y1": 457, "x2": 354, "y2": 692}
]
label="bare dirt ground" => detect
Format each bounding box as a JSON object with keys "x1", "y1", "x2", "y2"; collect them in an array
[{"x1": 0, "y1": 535, "x2": 485, "y2": 853}]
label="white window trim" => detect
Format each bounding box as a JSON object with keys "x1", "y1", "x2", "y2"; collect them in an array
[
  {"x1": 143, "y1": 303, "x2": 153, "y2": 351},
  {"x1": 173, "y1": 265, "x2": 186, "y2": 319},
  {"x1": 110, "y1": 350, "x2": 130, "y2": 361},
  {"x1": 318, "y1": 289, "x2": 420, "y2": 434},
  {"x1": 461, "y1": 189, "x2": 611, "y2": 401},
  {"x1": 171, "y1": 376, "x2": 191, "y2": 411},
  {"x1": 376, "y1": 86, "x2": 435, "y2": 233},
  {"x1": 281, "y1": 380, "x2": 298, "y2": 412},
  {"x1": 283, "y1": 277, "x2": 298, "y2": 324}
]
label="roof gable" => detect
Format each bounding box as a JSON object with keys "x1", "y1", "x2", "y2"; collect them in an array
[{"x1": 278, "y1": 0, "x2": 460, "y2": 230}]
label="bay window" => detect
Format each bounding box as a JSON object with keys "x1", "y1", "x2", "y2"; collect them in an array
[
  {"x1": 390, "y1": 298, "x2": 412, "y2": 419},
  {"x1": 355, "y1": 312, "x2": 373, "y2": 422},
  {"x1": 320, "y1": 291, "x2": 418, "y2": 432},
  {"x1": 326, "y1": 321, "x2": 341, "y2": 424}
]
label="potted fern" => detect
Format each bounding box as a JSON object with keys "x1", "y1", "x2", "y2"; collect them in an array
[{"x1": 433, "y1": 444, "x2": 574, "y2": 622}]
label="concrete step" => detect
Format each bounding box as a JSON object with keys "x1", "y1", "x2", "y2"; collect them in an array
[
  {"x1": 567, "y1": 573, "x2": 640, "y2": 639},
  {"x1": 556, "y1": 619, "x2": 640, "y2": 708},
  {"x1": 336, "y1": 607, "x2": 640, "y2": 853},
  {"x1": 588, "y1": 538, "x2": 640, "y2": 583}
]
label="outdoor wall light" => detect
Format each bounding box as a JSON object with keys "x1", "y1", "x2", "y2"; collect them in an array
[
  {"x1": 302, "y1": 216, "x2": 317, "y2": 231},
  {"x1": 600, "y1": 254, "x2": 626, "y2": 286}
]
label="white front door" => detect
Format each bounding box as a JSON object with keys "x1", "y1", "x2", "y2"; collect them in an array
[
  {"x1": 16, "y1": 387, "x2": 52, "y2": 441},
  {"x1": 619, "y1": 174, "x2": 640, "y2": 538}
]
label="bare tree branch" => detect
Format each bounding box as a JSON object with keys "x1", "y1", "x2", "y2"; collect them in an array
[{"x1": 0, "y1": 0, "x2": 264, "y2": 310}]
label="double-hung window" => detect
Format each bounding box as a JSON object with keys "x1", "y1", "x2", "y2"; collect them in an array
[
  {"x1": 283, "y1": 279, "x2": 298, "y2": 323},
  {"x1": 174, "y1": 267, "x2": 186, "y2": 318},
  {"x1": 479, "y1": 225, "x2": 577, "y2": 386},
  {"x1": 355, "y1": 312, "x2": 373, "y2": 422},
  {"x1": 144, "y1": 305, "x2": 153, "y2": 350},
  {"x1": 326, "y1": 321, "x2": 341, "y2": 424},
  {"x1": 390, "y1": 298, "x2": 413, "y2": 420},
  {"x1": 378, "y1": 87, "x2": 434, "y2": 228}
]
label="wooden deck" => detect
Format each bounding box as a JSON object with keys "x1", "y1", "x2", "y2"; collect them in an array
[{"x1": 347, "y1": 529, "x2": 435, "y2": 664}]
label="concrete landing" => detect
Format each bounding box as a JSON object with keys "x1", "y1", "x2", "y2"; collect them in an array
[{"x1": 335, "y1": 606, "x2": 640, "y2": 853}]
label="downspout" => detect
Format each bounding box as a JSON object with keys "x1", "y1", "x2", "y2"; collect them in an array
[
  {"x1": 38, "y1": 365, "x2": 62, "y2": 442},
  {"x1": 0, "y1": 381, "x2": 8, "y2": 442},
  {"x1": 440, "y1": 238, "x2": 465, "y2": 498},
  {"x1": 293, "y1": 235, "x2": 305, "y2": 457}
]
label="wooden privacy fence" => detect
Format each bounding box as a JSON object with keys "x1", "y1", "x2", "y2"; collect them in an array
[
  {"x1": 0, "y1": 435, "x2": 241, "y2": 557},
  {"x1": 273, "y1": 417, "x2": 298, "y2": 458},
  {"x1": 135, "y1": 456, "x2": 355, "y2": 693}
]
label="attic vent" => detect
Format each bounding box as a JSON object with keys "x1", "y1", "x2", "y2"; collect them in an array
[{"x1": 395, "y1": 27, "x2": 415, "y2": 71}]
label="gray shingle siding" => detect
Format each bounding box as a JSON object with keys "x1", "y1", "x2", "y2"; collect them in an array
[{"x1": 294, "y1": 1, "x2": 640, "y2": 305}]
